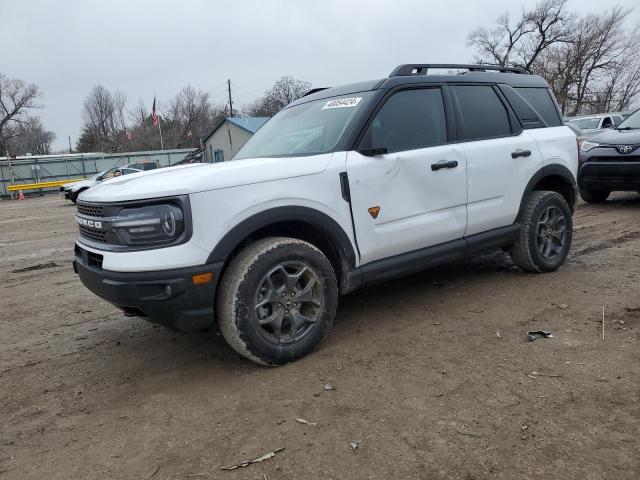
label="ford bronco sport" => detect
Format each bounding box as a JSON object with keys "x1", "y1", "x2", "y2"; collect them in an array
[{"x1": 73, "y1": 64, "x2": 578, "y2": 365}]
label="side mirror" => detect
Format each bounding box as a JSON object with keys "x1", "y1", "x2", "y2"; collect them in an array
[{"x1": 359, "y1": 147, "x2": 388, "y2": 157}]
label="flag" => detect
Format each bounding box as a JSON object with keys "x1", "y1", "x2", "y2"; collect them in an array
[{"x1": 151, "y1": 97, "x2": 158, "y2": 126}]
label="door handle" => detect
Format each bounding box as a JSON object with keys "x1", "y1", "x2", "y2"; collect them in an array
[
  {"x1": 511, "y1": 149, "x2": 532, "y2": 159},
  {"x1": 431, "y1": 160, "x2": 459, "y2": 171}
]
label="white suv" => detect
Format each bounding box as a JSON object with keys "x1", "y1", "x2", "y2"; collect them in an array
[{"x1": 73, "y1": 64, "x2": 578, "y2": 365}]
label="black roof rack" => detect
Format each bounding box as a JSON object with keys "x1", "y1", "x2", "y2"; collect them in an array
[
  {"x1": 389, "y1": 64, "x2": 529, "y2": 77},
  {"x1": 303, "y1": 87, "x2": 331, "y2": 97}
]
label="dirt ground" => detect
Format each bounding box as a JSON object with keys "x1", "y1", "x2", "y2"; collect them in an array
[{"x1": 0, "y1": 193, "x2": 638, "y2": 480}]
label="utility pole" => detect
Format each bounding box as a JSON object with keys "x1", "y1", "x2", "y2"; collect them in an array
[
  {"x1": 227, "y1": 79, "x2": 233, "y2": 117},
  {"x1": 68, "y1": 136, "x2": 72, "y2": 154}
]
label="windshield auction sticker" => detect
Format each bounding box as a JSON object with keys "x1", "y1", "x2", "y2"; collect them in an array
[{"x1": 322, "y1": 97, "x2": 362, "y2": 109}]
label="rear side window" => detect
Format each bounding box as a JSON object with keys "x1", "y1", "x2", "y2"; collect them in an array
[
  {"x1": 365, "y1": 88, "x2": 447, "y2": 153},
  {"x1": 453, "y1": 85, "x2": 511, "y2": 140},
  {"x1": 514, "y1": 88, "x2": 562, "y2": 127}
]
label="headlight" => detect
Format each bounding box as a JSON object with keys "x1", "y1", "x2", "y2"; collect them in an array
[
  {"x1": 112, "y1": 204, "x2": 184, "y2": 246},
  {"x1": 580, "y1": 140, "x2": 600, "y2": 152}
]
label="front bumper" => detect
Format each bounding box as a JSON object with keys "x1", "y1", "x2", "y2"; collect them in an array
[
  {"x1": 73, "y1": 244, "x2": 223, "y2": 332},
  {"x1": 578, "y1": 161, "x2": 640, "y2": 191}
]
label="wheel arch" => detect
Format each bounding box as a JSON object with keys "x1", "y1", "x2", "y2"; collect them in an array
[
  {"x1": 518, "y1": 164, "x2": 577, "y2": 219},
  {"x1": 207, "y1": 206, "x2": 358, "y2": 293}
]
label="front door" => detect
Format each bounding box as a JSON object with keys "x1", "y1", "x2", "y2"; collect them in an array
[{"x1": 347, "y1": 87, "x2": 468, "y2": 265}]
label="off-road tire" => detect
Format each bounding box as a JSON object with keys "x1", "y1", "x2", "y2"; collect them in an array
[
  {"x1": 579, "y1": 188, "x2": 609, "y2": 203},
  {"x1": 217, "y1": 237, "x2": 338, "y2": 365},
  {"x1": 508, "y1": 191, "x2": 573, "y2": 273}
]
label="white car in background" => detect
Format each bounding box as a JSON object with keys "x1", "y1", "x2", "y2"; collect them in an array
[
  {"x1": 565, "y1": 113, "x2": 625, "y2": 136},
  {"x1": 62, "y1": 166, "x2": 142, "y2": 203}
]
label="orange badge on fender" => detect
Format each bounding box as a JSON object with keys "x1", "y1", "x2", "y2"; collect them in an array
[{"x1": 368, "y1": 206, "x2": 380, "y2": 219}]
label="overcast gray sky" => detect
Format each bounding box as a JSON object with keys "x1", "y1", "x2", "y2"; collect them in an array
[{"x1": 1, "y1": 0, "x2": 638, "y2": 150}]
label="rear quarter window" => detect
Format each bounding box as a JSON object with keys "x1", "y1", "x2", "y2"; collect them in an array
[{"x1": 514, "y1": 88, "x2": 562, "y2": 127}]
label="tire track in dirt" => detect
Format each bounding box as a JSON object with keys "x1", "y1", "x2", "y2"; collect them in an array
[{"x1": 573, "y1": 230, "x2": 640, "y2": 257}]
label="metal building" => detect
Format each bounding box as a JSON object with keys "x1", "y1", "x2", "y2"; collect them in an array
[{"x1": 203, "y1": 117, "x2": 269, "y2": 163}]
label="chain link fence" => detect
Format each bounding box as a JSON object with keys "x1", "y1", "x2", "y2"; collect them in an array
[{"x1": 0, "y1": 148, "x2": 195, "y2": 197}]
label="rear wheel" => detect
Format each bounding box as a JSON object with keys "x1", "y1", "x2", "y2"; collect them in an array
[
  {"x1": 217, "y1": 237, "x2": 338, "y2": 365},
  {"x1": 579, "y1": 188, "x2": 609, "y2": 203},
  {"x1": 508, "y1": 191, "x2": 573, "y2": 273}
]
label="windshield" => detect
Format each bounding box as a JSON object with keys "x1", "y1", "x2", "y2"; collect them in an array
[
  {"x1": 616, "y1": 109, "x2": 640, "y2": 129},
  {"x1": 91, "y1": 171, "x2": 105, "y2": 180},
  {"x1": 568, "y1": 117, "x2": 600, "y2": 129},
  {"x1": 235, "y1": 92, "x2": 374, "y2": 159}
]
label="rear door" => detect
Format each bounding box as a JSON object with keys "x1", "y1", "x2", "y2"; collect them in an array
[
  {"x1": 451, "y1": 84, "x2": 543, "y2": 235},
  {"x1": 346, "y1": 87, "x2": 468, "y2": 264}
]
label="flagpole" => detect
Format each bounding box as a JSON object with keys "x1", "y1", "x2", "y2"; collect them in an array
[{"x1": 158, "y1": 116, "x2": 164, "y2": 150}]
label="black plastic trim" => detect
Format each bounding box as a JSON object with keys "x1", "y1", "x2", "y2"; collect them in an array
[
  {"x1": 74, "y1": 247, "x2": 222, "y2": 332},
  {"x1": 339, "y1": 172, "x2": 351, "y2": 202},
  {"x1": 578, "y1": 161, "x2": 640, "y2": 191},
  {"x1": 347, "y1": 225, "x2": 521, "y2": 291},
  {"x1": 517, "y1": 164, "x2": 578, "y2": 218},
  {"x1": 206, "y1": 206, "x2": 357, "y2": 269}
]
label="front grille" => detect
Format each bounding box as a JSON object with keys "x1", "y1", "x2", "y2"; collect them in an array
[
  {"x1": 79, "y1": 224, "x2": 107, "y2": 243},
  {"x1": 589, "y1": 155, "x2": 640, "y2": 163},
  {"x1": 77, "y1": 203, "x2": 106, "y2": 217}
]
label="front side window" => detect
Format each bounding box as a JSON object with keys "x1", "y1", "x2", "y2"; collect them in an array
[
  {"x1": 235, "y1": 91, "x2": 374, "y2": 159},
  {"x1": 102, "y1": 168, "x2": 119, "y2": 179},
  {"x1": 454, "y1": 85, "x2": 511, "y2": 140},
  {"x1": 362, "y1": 88, "x2": 447, "y2": 154}
]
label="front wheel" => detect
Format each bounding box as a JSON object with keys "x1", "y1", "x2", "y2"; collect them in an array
[
  {"x1": 579, "y1": 188, "x2": 609, "y2": 203},
  {"x1": 217, "y1": 237, "x2": 338, "y2": 365},
  {"x1": 508, "y1": 191, "x2": 573, "y2": 273}
]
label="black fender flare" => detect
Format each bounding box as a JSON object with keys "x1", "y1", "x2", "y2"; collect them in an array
[
  {"x1": 206, "y1": 206, "x2": 357, "y2": 268},
  {"x1": 517, "y1": 164, "x2": 578, "y2": 218}
]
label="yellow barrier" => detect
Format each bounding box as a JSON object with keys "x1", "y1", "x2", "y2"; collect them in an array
[{"x1": 7, "y1": 178, "x2": 85, "y2": 192}]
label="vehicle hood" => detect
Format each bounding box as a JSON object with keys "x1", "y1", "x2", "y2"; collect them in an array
[
  {"x1": 590, "y1": 128, "x2": 640, "y2": 145},
  {"x1": 79, "y1": 154, "x2": 333, "y2": 203},
  {"x1": 68, "y1": 179, "x2": 96, "y2": 191}
]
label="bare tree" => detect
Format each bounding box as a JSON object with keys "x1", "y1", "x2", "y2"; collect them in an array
[
  {"x1": 0, "y1": 73, "x2": 42, "y2": 155},
  {"x1": 468, "y1": 0, "x2": 640, "y2": 115},
  {"x1": 467, "y1": 0, "x2": 569, "y2": 69},
  {"x1": 467, "y1": 13, "x2": 535, "y2": 66},
  {"x1": 161, "y1": 86, "x2": 227, "y2": 148},
  {"x1": 77, "y1": 85, "x2": 128, "y2": 152},
  {"x1": 244, "y1": 76, "x2": 312, "y2": 117},
  {"x1": 5, "y1": 117, "x2": 56, "y2": 155}
]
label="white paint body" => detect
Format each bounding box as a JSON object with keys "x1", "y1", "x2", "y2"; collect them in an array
[{"x1": 78, "y1": 127, "x2": 577, "y2": 273}]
